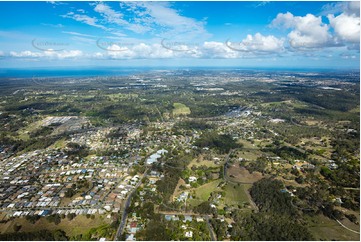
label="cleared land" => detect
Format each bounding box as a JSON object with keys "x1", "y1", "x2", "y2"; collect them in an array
[
  {"x1": 307, "y1": 215, "x2": 360, "y2": 241},
  {"x1": 172, "y1": 103, "x2": 191, "y2": 116},
  {"x1": 227, "y1": 165, "x2": 263, "y2": 184},
  {"x1": 187, "y1": 155, "x2": 219, "y2": 168},
  {"x1": 194, "y1": 180, "x2": 221, "y2": 201},
  {"x1": 349, "y1": 106, "x2": 360, "y2": 113},
  {"x1": 17, "y1": 118, "x2": 44, "y2": 140},
  {"x1": 236, "y1": 139, "x2": 264, "y2": 160},
  {"x1": 51, "y1": 137, "x2": 67, "y2": 149},
  {"x1": 223, "y1": 183, "x2": 250, "y2": 206},
  {"x1": 188, "y1": 180, "x2": 222, "y2": 206},
  {"x1": 0, "y1": 214, "x2": 112, "y2": 239}
]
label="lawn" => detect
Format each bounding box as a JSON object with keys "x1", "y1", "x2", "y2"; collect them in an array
[{"x1": 172, "y1": 103, "x2": 191, "y2": 116}]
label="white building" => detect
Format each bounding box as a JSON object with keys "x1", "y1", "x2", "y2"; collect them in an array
[
  {"x1": 188, "y1": 176, "x2": 197, "y2": 183},
  {"x1": 185, "y1": 231, "x2": 193, "y2": 238}
]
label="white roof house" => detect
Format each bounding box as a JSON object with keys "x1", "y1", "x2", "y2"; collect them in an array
[
  {"x1": 188, "y1": 176, "x2": 197, "y2": 183},
  {"x1": 185, "y1": 231, "x2": 193, "y2": 238}
]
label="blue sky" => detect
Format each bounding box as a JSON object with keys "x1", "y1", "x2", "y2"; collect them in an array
[{"x1": 0, "y1": 1, "x2": 359, "y2": 69}]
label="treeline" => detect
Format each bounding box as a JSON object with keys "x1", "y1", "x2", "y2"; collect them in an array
[
  {"x1": 4, "y1": 101, "x2": 59, "y2": 112},
  {"x1": 230, "y1": 212, "x2": 314, "y2": 241},
  {"x1": 296, "y1": 108, "x2": 359, "y2": 125},
  {"x1": 261, "y1": 137, "x2": 308, "y2": 160},
  {"x1": 195, "y1": 132, "x2": 242, "y2": 154},
  {"x1": 296, "y1": 89, "x2": 359, "y2": 112},
  {"x1": 5, "y1": 135, "x2": 58, "y2": 153},
  {"x1": 273, "y1": 85, "x2": 359, "y2": 112}
]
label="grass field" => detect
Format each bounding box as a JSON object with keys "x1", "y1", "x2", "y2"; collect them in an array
[
  {"x1": 187, "y1": 156, "x2": 219, "y2": 169},
  {"x1": 304, "y1": 119, "x2": 321, "y2": 126},
  {"x1": 236, "y1": 139, "x2": 264, "y2": 160},
  {"x1": 17, "y1": 119, "x2": 44, "y2": 140},
  {"x1": 349, "y1": 106, "x2": 360, "y2": 113},
  {"x1": 261, "y1": 100, "x2": 309, "y2": 109},
  {"x1": 298, "y1": 137, "x2": 333, "y2": 159},
  {"x1": 0, "y1": 214, "x2": 112, "y2": 239},
  {"x1": 306, "y1": 215, "x2": 360, "y2": 241},
  {"x1": 223, "y1": 183, "x2": 250, "y2": 206},
  {"x1": 188, "y1": 180, "x2": 222, "y2": 207},
  {"x1": 238, "y1": 139, "x2": 258, "y2": 149},
  {"x1": 51, "y1": 137, "x2": 67, "y2": 149},
  {"x1": 194, "y1": 180, "x2": 221, "y2": 201},
  {"x1": 172, "y1": 103, "x2": 191, "y2": 116}
]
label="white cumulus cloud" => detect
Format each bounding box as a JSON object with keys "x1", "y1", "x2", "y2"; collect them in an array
[
  {"x1": 202, "y1": 41, "x2": 239, "y2": 58},
  {"x1": 9, "y1": 50, "x2": 83, "y2": 59},
  {"x1": 226, "y1": 33, "x2": 284, "y2": 53},
  {"x1": 328, "y1": 12, "x2": 360, "y2": 44},
  {"x1": 271, "y1": 12, "x2": 332, "y2": 49}
]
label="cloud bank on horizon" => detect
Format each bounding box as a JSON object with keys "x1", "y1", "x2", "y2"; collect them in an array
[{"x1": 0, "y1": 1, "x2": 359, "y2": 68}]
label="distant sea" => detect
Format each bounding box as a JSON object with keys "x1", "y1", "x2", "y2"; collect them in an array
[{"x1": 0, "y1": 66, "x2": 358, "y2": 78}]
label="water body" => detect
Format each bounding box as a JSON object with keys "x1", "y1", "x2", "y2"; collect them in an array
[{"x1": 0, "y1": 66, "x2": 357, "y2": 79}]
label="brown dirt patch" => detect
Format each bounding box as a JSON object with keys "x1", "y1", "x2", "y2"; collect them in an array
[{"x1": 227, "y1": 165, "x2": 263, "y2": 183}]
